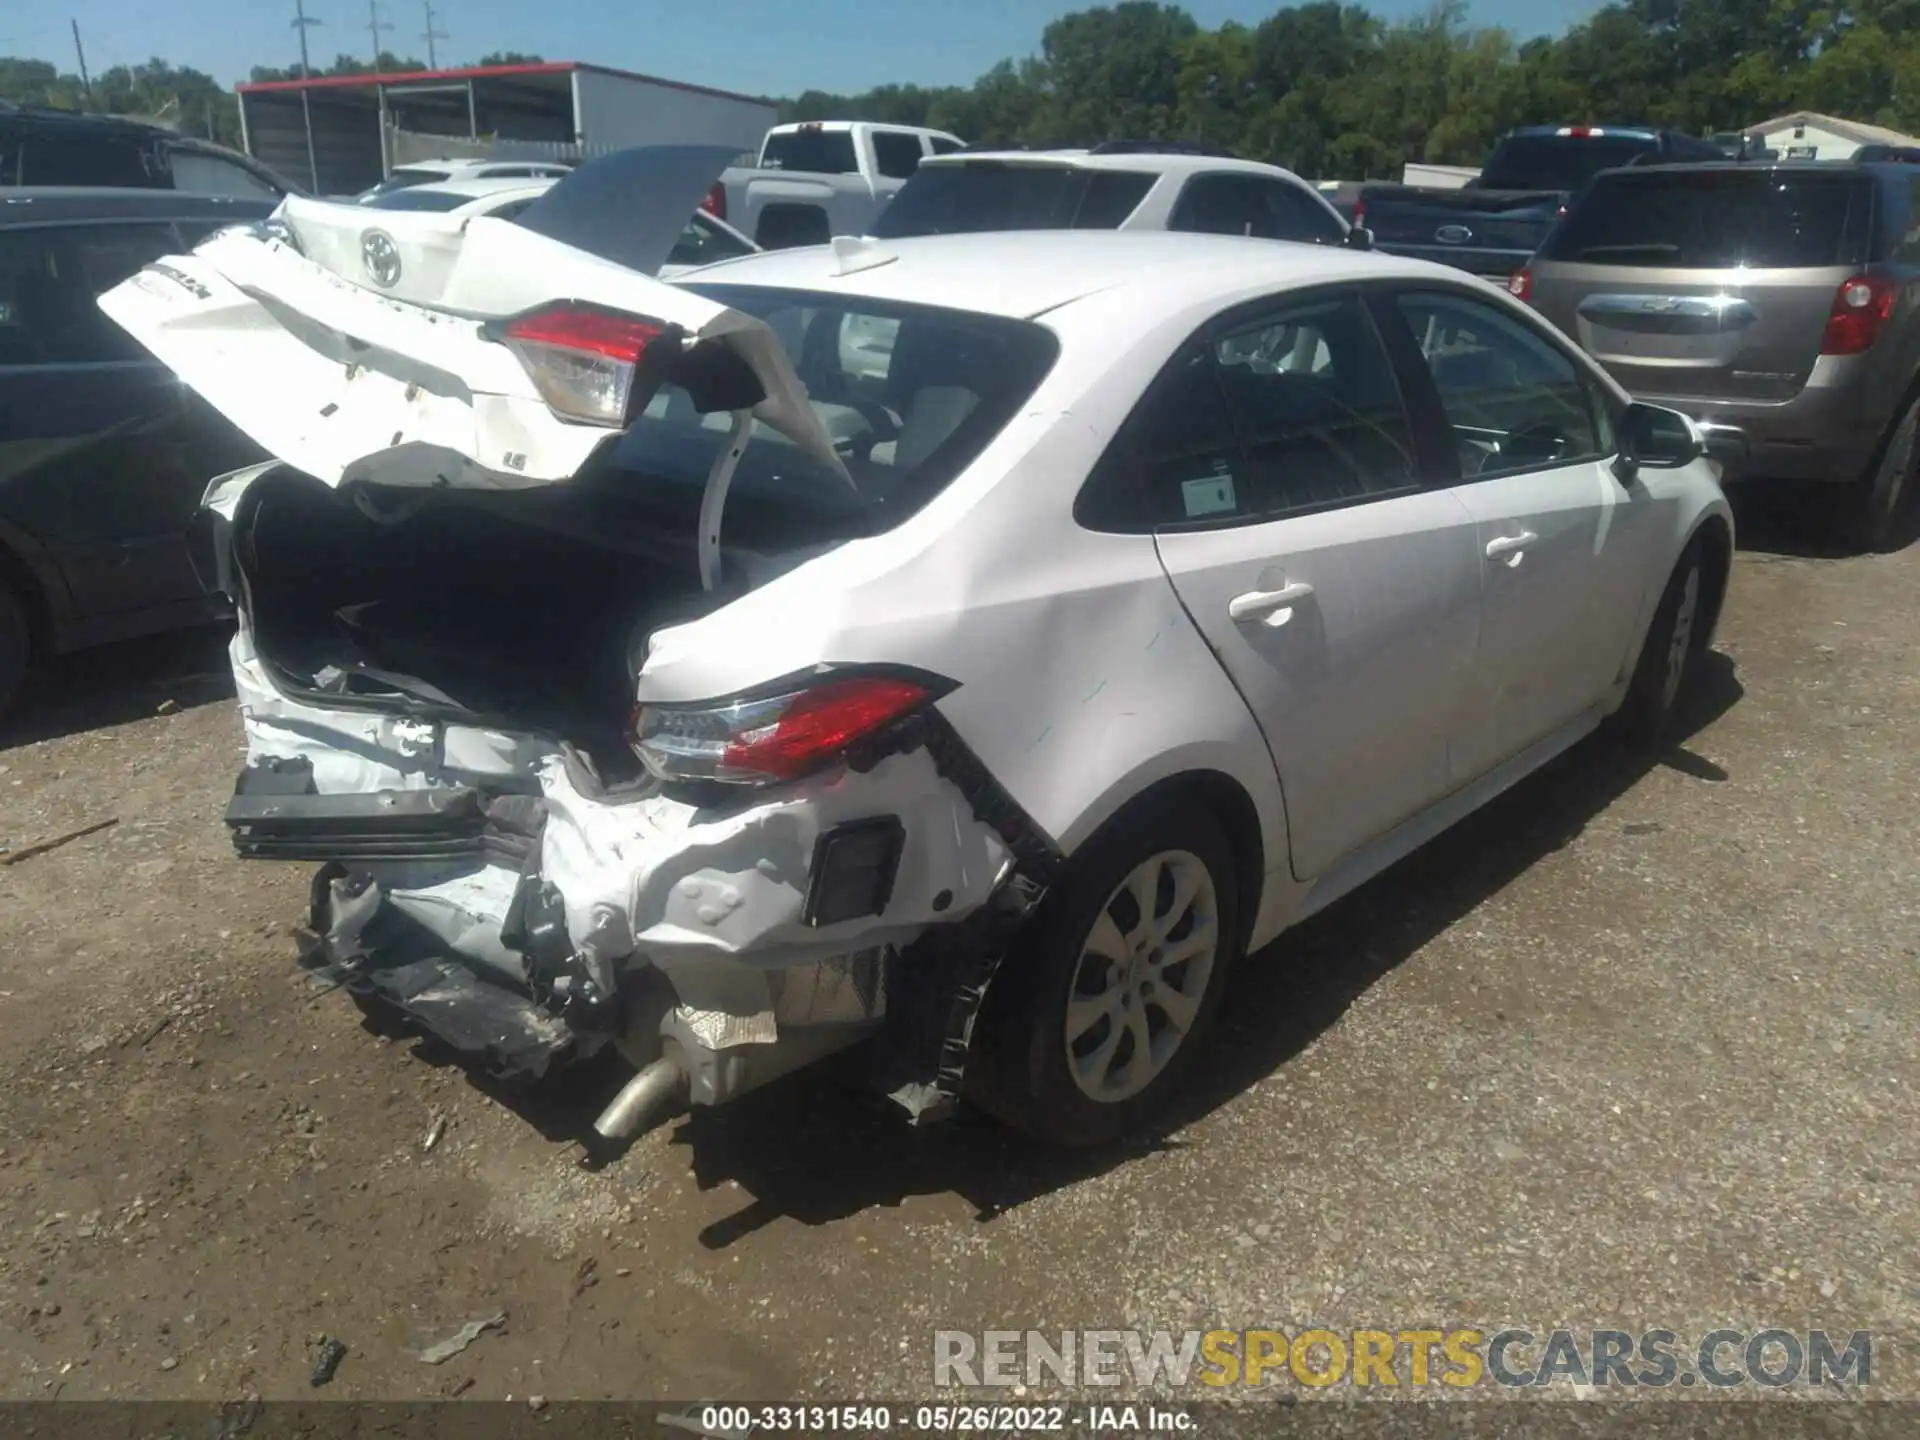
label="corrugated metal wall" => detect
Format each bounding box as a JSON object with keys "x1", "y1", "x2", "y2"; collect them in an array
[
  {"x1": 573, "y1": 71, "x2": 773, "y2": 157},
  {"x1": 242, "y1": 92, "x2": 385, "y2": 196}
]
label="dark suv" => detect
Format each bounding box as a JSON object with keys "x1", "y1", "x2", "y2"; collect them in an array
[
  {"x1": 0, "y1": 189, "x2": 273, "y2": 713},
  {"x1": 1518, "y1": 161, "x2": 1920, "y2": 549},
  {"x1": 1, "y1": 104, "x2": 291, "y2": 200}
]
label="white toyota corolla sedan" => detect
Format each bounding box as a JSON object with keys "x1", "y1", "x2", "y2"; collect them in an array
[{"x1": 101, "y1": 148, "x2": 1734, "y2": 1149}]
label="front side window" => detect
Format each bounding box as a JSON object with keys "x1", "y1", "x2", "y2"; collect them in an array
[
  {"x1": 666, "y1": 215, "x2": 754, "y2": 268},
  {"x1": 1257, "y1": 181, "x2": 1347, "y2": 245},
  {"x1": 1169, "y1": 174, "x2": 1264, "y2": 237},
  {"x1": 0, "y1": 224, "x2": 176, "y2": 366},
  {"x1": 1394, "y1": 290, "x2": 1609, "y2": 477},
  {"x1": 169, "y1": 149, "x2": 282, "y2": 200},
  {"x1": 1079, "y1": 291, "x2": 1417, "y2": 528}
]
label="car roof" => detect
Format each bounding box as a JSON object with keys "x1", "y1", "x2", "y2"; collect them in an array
[
  {"x1": 681, "y1": 229, "x2": 1445, "y2": 320},
  {"x1": 393, "y1": 157, "x2": 566, "y2": 173},
  {"x1": 922, "y1": 150, "x2": 1313, "y2": 183},
  {"x1": 0, "y1": 188, "x2": 279, "y2": 225}
]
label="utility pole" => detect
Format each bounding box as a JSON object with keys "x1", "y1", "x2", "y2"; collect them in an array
[
  {"x1": 292, "y1": 0, "x2": 323, "y2": 192},
  {"x1": 421, "y1": 2, "x2": 449, "y2": 70},
  {"x1": 70, "y1": 19, "x2": 93, "y2": 107},
  {"x1": 365, "y1": 0, "x2": 393, "y2": 69}
]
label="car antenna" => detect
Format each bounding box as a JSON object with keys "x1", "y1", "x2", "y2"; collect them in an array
[{"x1": 830, "y1": 234, "x2": 898, "y2": 276}]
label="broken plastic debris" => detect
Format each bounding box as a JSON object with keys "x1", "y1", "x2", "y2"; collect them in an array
[
  {"x1": 422, "y1": 1115, "x2": 447, "y2": 1152},
  {"x1": 309, "y1": 1336, "x2": 347, "y2": 1386},
  {"x1": 416, "y1": 1312, "x2": 506, "y2": 1364}
]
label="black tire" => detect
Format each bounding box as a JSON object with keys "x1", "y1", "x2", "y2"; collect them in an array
[
  {"x1": 1850, "y1": 395, "x2": 1919, "y2": 553},
  {"x1": 1611, "y1": 540, "x2": 1706, "y2": 748},
  {"x1": 0, "y1": 575, "x2": 29, "y2": 720},
  {"x1": 969, "y1": 795, "x2": 1241, "y2": 1148}
]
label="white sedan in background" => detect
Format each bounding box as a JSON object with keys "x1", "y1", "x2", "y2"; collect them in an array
[
  {"x1": 360, "y1": 175, "x2": 760, "y2": 277},
  {"x1": 102, "y1": 148, "x2": 1735, "y2": 1150}
]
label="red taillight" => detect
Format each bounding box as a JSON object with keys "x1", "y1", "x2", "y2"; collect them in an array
[
  {"x1": 1821, "y1": 275, "x2": 1895, "y2": 356},
  {"x1": 700, "y1": 180, "x2": 726, "y2": 219},
  {"x1": 1564, "y1": 125, "x2": 1593, "y2": 138},
  {"x1": 631, "y1": 674, "x2": 943, "y2": 785},
  {"x1": 1508, "y1": 267, "x2": 1533, "y2": 302},
  {"x1": 1351, "y1": 199, "x2": 1366, "y2": 230},
  {"x1": 497, "y1": 303, "x2": 664, "y2": 426},
  {"x1": 1556, "y1": 203, "x2": 1567, "y2": 220}
]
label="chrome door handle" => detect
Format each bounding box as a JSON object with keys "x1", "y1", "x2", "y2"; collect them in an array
[
  {"x1": 1485, "y1": 531, "x2": 1537, "y2": 566},
  {"x1": 1229, "y1": 581, "x2": 1315, "y2": 624}
]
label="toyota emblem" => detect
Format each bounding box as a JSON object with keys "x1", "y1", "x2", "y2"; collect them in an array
[
  {"x1": 361, "y1": 229, "x2": 402, "y2": 288},
  {"x1": 1435, "y1": 223, "x2": 1473, "y2": 245}
]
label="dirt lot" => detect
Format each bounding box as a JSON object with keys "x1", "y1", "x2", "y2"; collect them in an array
[{"x1": 0, "y1": 492, "x2": 1914, "y2": 1406}]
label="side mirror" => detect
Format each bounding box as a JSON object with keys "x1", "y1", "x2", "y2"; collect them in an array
[
  {"x1": 1345, "y1": 225, "x2": 1374, "y2": 252},
  {"x1": 1612, "y1": 401, "x2": 1703, "y2": 482}
]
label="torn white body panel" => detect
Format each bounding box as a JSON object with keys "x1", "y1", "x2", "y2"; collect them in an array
[{"x1": 98, "y1": 210, "x2": 845, "y2": 491}]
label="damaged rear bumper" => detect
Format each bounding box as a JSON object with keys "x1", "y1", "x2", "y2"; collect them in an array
[{"x1": 228, "y1": 645, "x2": 1058, "y2": 1125}]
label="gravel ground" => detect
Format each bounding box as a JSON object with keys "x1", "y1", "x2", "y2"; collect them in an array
[{"x1": 0, "y1": 491, "x2": 1913, "y2": 1410}]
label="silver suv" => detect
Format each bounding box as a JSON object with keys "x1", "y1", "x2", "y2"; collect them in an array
[{"x1": 1517, "y1": 161, "x2": 1920, "y2": 549}]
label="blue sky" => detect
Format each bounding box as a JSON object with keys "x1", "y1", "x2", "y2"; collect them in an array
[{"x1": 7, "y1": 0, "x2": 1601, "y2": 96}]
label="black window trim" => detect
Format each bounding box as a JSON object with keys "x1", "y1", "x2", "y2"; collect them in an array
[
  {"x1": 1075, "y1": 281, "x2": 1437, "y2": 536},
  {"x1": 1372, "y1": 280, "x2": 1622, "y2": 486}
]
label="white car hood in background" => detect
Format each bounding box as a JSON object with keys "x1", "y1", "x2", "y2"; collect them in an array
[{"x1": 96, "y1": 146, "x2": 843, "y2": 490}]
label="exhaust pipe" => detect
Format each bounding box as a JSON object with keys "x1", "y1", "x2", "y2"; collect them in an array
[{"x1": 592, "y1": 1054, "x2": 686, "y2": 1142}]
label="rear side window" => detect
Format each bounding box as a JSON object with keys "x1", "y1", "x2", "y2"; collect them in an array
[
  {"x1": 1479, "y1": 134, "x2": 1659, "y2": 191},
  {"x1": 761, "y1": 129, "x2": 859, "y2": 175},
  {"x1": 871, "y1": 132, "x2": 926, "y2": 180},
  {"x1": 363, "y1": 189, "x2": 472, "y2": 212},
  {"x1": 1079, "y1": 291, "x2": 1416, "y2": 529},
  {"x1": 872, "y1": 163, "x2": 1154, "y2": 237},
  {"x1": 0, "y1": 223, "x2": 175, "y2": 366},
  {"x1": 359, "y1": 168, "x2": 447, "y2": 200},
  {"x1": 6, "y1": 127, "x2": 160, "y2": 188},
  {"x1": 1543, "y1": 170, "x2": 1872, "y2": 269},
  {"x1": 627, "y1": 283, "x2": 1058, "y2": 537}
]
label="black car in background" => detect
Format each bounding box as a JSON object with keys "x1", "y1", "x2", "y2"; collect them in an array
[
  {"x1": 0, "y1": 189, "x2": 275, "y2": 713},
  {"x1": 2, "y1": 103, "x2": 292, "y2": 199}
]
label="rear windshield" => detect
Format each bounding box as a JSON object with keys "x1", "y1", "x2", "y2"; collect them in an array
[
  {"x1": 1480, "y1": 135, "x2": 1660, "y2": 191},
  {"x1": 872, "y1": 163, "x2": 1154, "y2": 238},
  {"x1": 603, "y1": 284, "x2": 1059, "y2": 543},
  {"x1": 1543, "y1": 170, "x2": 1872, "y2": 269},
  {"x1": 363, "y1": 189, "x2": 471, "y2": 212},
  {"x1": 357, "y1": 169, "x2": 447, "y2": 200},
  {"x1": 760, "y1": 130, "x2": 859, "y2": 175}
]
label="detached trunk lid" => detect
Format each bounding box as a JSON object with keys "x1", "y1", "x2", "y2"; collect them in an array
[
  {"x1": 1530, "y1": 167, "x2": 1876, "y2": 402},
  {"x1": 97, "y1": 145, "x2": 843, "y2": 490}
]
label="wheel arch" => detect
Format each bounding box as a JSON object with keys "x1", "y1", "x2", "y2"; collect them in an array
[{"x1": 1058, "y1": 766, "x2": 1270, "y2": 959}]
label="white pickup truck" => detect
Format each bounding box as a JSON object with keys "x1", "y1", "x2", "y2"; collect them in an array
[{"x1": 704, "y1": 120, "x2": 964, "y2": 250}]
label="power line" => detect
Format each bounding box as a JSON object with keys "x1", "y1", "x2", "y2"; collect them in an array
[
  {"x1": 365, "y1": 1, "x2": 393, "y2": 69},
  {"x1": 421, "y1": 2, "x2": 448, "y2": 70}
]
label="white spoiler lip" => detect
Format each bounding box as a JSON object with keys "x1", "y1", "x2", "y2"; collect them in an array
[{"x1": 97, "y1": 218, "x2": 848, "y2": 491}]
